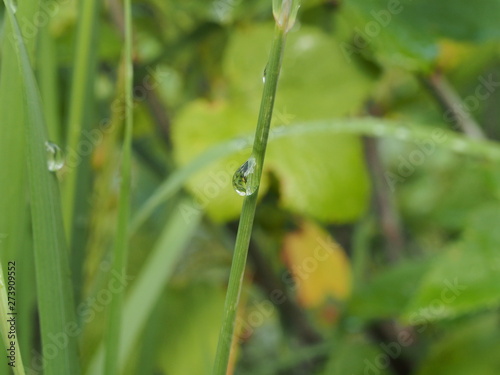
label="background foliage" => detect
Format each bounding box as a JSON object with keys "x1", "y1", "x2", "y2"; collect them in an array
[{"x1": 1, "y1": 0, "x2": 500, "y2": 374}]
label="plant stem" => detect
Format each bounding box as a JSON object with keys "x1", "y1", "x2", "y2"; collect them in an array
[
  {"x1": 62, "y1": 0, "x2": 100, "y2": 241},
  {"x1": 3, "y1": 0, "x2": 81, "y2": 373},
  {"x1": 212, "y1": 16, "x2": 291, "y2": 375},
  {"x1": 421, "y1": 72, "x2": 486, "y2": 140},
  {"x1": 103, "y1": 0, "x2": 133, "y2": 373}
]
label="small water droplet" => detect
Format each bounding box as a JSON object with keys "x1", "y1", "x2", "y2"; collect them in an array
[
  {"x1": 45, "y1": 141, "x2": 65, "y2": 172},
  {"x1": 263, "y1": 64, "x2": 267, "y2": 83},
  {"x1": 232, "y1": 156, "x2": 259, "y2": 196},
  {"x1": 9, "y1": 0, "x2": 18, "y2": 13}
]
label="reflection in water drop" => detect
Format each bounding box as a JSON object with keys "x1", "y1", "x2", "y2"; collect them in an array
[
  {"x1": 45, "y1": 141, "x2": 65, "y2": 172},
  {"x1": 232, "y1": 156, "x2": 259, "y2": 197},
  {"x1": 263, "y1": 64, "x2": 267, "y2": 83}
]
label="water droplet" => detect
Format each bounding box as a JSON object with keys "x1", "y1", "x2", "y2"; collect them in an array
[
  {"x1": 9, "y1": 0, "x2": 18, "y2": 13},
  {"x1": 45, "y1": 141, "x2": 65, "y2": 172},
  {"x1": 232, "y1": 156, "x2": 259, "y2": 196},
  {"x1": 263, "y1": 64, "x2": 267, "y2": 83}
]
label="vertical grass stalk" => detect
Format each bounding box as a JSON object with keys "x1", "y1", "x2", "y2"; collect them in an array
[
  {"x1": 103, "y1": 0, "x2": 134, "y2": 373},
  {"x1": 62, "y1": 0, "x2": 100, "y2": 240},
  {"x1": 212, "y1": 1, "x2": 300, "y2": 373},
  {"x1": 3, "y1": 0, "x2": 81, "y2": 373}
]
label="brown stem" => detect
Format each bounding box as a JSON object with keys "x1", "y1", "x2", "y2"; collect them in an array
[
  {"x1": 362, "y1": 101, "x2": 405, "y2": 262},
  {"x1": 420, "y1": 72, "x2": 486, "y2": 139}
]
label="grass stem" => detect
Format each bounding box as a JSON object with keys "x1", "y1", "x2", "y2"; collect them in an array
[
  {"x1": 103, "y1": 0, "x2": 134, "y2": 373},
  {"x1": 212, "y1": 1, "x2": 299, "y2": 371}
]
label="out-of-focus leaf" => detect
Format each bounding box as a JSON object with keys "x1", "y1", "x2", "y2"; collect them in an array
[
  {"x1": 339, "y1": 0, "x2": 500, "y2": 71},
  {"x1": 322, "y1": 334, "x2": 392, "y2": 375},
  {"x1": 403, "y1": 205, "x2": 500, "y2": 323},
  {"x1": 173, "y1": 24, "x2": 373, "y2": 222},
  {"x1": 348, "y1": 258, "x2": 431, "y2": 320},
  {"x1": 224, "y1": 24, "x2": 375, "y2": 118},
  {"x1": 172, "y1": 100, "x2": 266, "y2": 222},
  {"x1": 282, "y1": 221, "x2": 352, "y2": 308},
  {"x1": 157, "y1": 284, "x2": 226, "y2": 375},
  {"x1": 416, "y1": 314, "x2": 500, "y2": 375}
]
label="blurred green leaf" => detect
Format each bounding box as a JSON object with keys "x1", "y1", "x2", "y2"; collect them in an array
[
  {"x1": 322, "y1": 335, "x2": 392, "y2": 375},
  {"x1": 416, "y1": 314, "x2": 500, "y2": 375},
  {"x1": 403, "y1": 205, "x2": 500, "y2": 323},
  {"x1": 339, "y1": 0, "x2": 500, "y2": 71},
  {"x1": 348, "y1": 258, "x2": 431, "y2": 320},
  {"x1": 173, "y1": 24, "x2": 374, "y2": 222},
  {"x1": 158, "y1": 284, "x2": 226, "y2": 375}
]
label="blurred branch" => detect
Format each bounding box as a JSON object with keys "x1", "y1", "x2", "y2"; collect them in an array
[
  {"x1": 248, "y1": 239, "x2": 322, "y2": 345},
  {"x1": 368, "y1": 322, "x2": 415, "y2": 375},
  {"x1": 108, "y1": 0, "x2": 172, "y2": 146},
  {"x1": 247, "y1": 233, "x2": 326, "y2": 374},
  {"x1": 363, "y1": 102, "x2": 405, "y2": 262},
  {"x1": 420, "y1": 71, "x2": 486, "y2": 140},
  {"x1": 363, "y1": 137, "x2": 405, "y2": 262}
]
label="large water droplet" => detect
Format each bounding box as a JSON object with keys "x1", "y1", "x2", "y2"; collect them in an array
[
  {"x1": 232, "y1": 156, "x2": 259, "y2": 196},
  {"x1": 45, "y1": 141, "x2": 65, "y2": 172}
]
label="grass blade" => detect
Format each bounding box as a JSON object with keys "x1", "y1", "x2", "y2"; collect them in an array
[
  {"x1": 2, "y1": 2, "x2": 80, "y2": 373},
  {"x1": 132, "y1": 118, "x2": 500, "y2": 241},
  {"x1": 213, "y1": 1, "x2": 301, "y2": 372},
  {"x1": 62, "y1": 0, "x2": 100, "y2": 240},
  {"x1": 86, "y1": 197, "x2": 202, "y2": 374},
  {"x1": 103, "y1": 0, "x2": 134, "y2": 372}
]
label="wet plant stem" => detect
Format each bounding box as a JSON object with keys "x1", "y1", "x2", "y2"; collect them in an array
[
  {"x1": 103, "y1": 0, "x2": 133, "y2": 372},
  {"x1": 212, "y1": 18, "x2": 290, "y2": 375}
]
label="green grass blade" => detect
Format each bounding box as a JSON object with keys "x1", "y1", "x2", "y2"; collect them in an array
[
  {"x1": 212, "y1": 3, "x2": 293, "y2": 369},
  {"x1": 132, "y1": 118, "x2": 500, "y2": 235},
  {"x1": 38, "y1": 26, "x2": 62, "y2": 144},
  {"x1": 2, "y1": 2, "x2": 80, "y2": 373},
  {"x1": 86, "y1": 197, "x2": 202, "y2": 374},
  {"x1": 103, "y1": 0, "x2": 134, "y2": 372},
  {"x1": 0, "y1": 0, "x2": 42, "y2": 369},
  {"x1": 62, "y1": 0, "x2": 100, "y2": 240}
]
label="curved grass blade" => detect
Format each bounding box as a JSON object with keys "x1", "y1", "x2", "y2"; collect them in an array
[
  {"x1": 62, "y1": 0, "x2": 100, "y2": 240},
  {"x1": 103, "y1": 0, "x2": 134, "y2": 372},
  {"x1": 86, "y1": 197, "x2": 202, "y2": 374},
  {"x1": 2, "y1": 1, "x2": 80, "y2": 373},
  {"x1": 132, "y1": 118, "x2": 500, "y2": 233}
]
